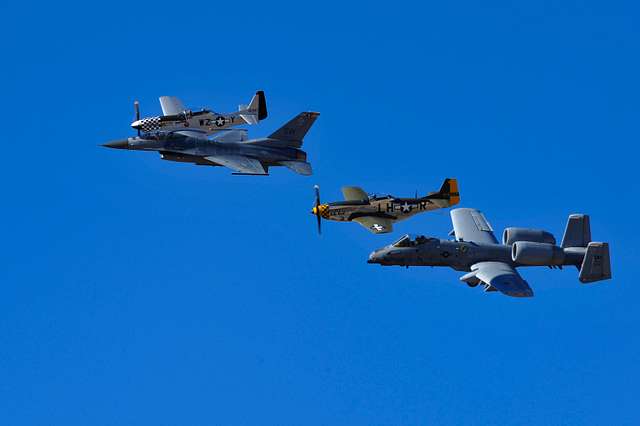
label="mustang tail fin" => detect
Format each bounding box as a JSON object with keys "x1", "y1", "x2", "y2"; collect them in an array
[
  {"x1": 268, "y1": 112, "x2": 320, "y2": 148},
  {"x1": 426, "y1": 178, "x2": 460, "y2": 207},
  {"x1": 561, "y1": 214, "x2": 591, "y2": 248},
  {"x1": 579, "y1": 242, "x2": 612, "y2": 283},
  {"x1": 239, "y1": 90, "x2": 268, "y2": 124}
]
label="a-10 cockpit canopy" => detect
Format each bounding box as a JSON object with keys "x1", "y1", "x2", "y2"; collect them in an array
[{"x1": 392, "y1": 234, "x2": 437, "y2": 247}]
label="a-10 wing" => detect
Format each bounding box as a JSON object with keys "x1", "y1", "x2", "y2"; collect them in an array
[
  {"x1": 450, "y1": 208, "x2": 498, "y2": 244},
  {"x1": 469, "y1": 261, "x2": 533, "y2": 297}
]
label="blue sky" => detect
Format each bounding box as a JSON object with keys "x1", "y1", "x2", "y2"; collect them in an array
[{"x1": 1, "y1": 1, "x2": 638, "y2": 424}]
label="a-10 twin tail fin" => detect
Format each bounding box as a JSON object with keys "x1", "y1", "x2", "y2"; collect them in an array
[
  {"x1": 579, "y1": 242, "x2": 611, "y2": 283},
  {"x1": 561, "y1": 214, "x2": 611, "y2": 283}
]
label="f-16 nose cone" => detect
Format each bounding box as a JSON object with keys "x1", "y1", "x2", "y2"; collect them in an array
[{"x1": 102, "y1": 139, "x2": 129, "y2": 149}]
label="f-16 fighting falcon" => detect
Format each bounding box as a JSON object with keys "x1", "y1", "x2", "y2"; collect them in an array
[
  {"x1": 368, "y1": 208, "x2": 611, "y2": 297},
  {"x1": 129, "y1": 91, "x2": 267, "y2": 136},
  {"x1": 311, "y1": 179, "x2": 459, "y2": 234},
  {"x1": 103, "y1": 112, "x2": 319, "y2": 175}
]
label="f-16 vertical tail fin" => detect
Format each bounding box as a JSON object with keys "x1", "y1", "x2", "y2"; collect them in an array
[
  {"x1": 239, "y1": 90, "x2": 268, "y2": 124},
  {"x1": 268, "y1": 112, "x2": 320, "y2": 148},
  {"x1": 561, "y1": 214, "x2": 591, "y2": 248},
  {"x1": 579, "y1": 242, "x2": 611, "y2": 283},
  {"x1": 426, "y1": 178, "x2": 460, "y2": 207}
]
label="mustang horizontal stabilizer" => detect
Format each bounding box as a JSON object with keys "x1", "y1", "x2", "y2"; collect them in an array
[
  {"x1": 204, "y1": 155, "x2": 267, "y2": 175},
  {"x1": 353, "y1": 217, "x2": 393, "y2": 234}
]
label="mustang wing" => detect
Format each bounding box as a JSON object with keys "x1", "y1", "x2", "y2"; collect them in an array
[
  {"x1": 341, "y1": 186, "x2": 368, "y2": 201},
  {"x1": 470, "y1": 261, "x2": 533, "y2": 298},
  {"x1": 352, "y1": 216, "x2": 393, "y2": 234},
  {"x1": 159, "y1": 96, "x2": 187, "y2": 116},
  {"x1": 450, "y1": 208, "x2": 498, "y2": 244},
  {"x1": 204, "y1": 155, "x2": 267, "y2": 174}
]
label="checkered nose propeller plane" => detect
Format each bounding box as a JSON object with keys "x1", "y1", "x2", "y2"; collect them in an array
[
  {"x1": 311, "y1": 179, "x2": 460, "y2": 234},
  {"x1": 129, "y1": 91, "x2": 267, "y2": 137}
]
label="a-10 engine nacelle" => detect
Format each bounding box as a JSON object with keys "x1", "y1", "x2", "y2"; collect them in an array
[
  {"x1": 502, "y1": 227, "x2": 556, "y2": 246},
  {"x1": 512, "y1": 241, "x2": 565, "y2": 266}
]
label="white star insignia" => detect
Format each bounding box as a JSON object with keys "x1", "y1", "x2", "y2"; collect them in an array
[{"x1": 401, "y1": 202, "x2": 411, "y2": 213}]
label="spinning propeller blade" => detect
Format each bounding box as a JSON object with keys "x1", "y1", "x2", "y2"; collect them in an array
[
  {"x1": 134, "y1": 100, "x2": 140, "y2": 136},
  {"x1": 314, "y1": 185, "x2": 322, "y2": 235}
]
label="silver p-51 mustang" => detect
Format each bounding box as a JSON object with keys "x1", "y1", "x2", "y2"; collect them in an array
[
  {"x1": 130, "y1": 91, "x2": 267, "y2": 136},
  {"x1": 368, "y1": 208, "x2": 611, "y2": 297}
]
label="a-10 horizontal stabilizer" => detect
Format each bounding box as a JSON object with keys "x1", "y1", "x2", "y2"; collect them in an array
[{"x1": 579, "y1": 242, "x2": 611, "y2": 283}]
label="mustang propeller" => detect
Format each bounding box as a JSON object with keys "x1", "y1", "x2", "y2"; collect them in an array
[
  {"x1": 134, "y1": 100, "x2": 141, "y2": 136},
  {"x1": 313, "y1": 185, "x2": 322, "y2": 235}
]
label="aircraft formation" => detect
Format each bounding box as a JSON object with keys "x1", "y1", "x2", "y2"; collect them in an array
[{"x1": 104, "y1": 91, "x2": 612, "y2": 298}]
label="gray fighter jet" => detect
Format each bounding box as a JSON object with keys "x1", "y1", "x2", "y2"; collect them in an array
[
  {"x1": 368, "y1": 208, "x2": 611, "y2": 297},
  {"x1": 311, "y1": 179, "x2": 460, "y2": 234},
  {"x1": 130, "y1": 91, "x2": 267, "y2": 136},
  {"x1": 103, "y1": 112, "x2": 319, "y2": 175}
]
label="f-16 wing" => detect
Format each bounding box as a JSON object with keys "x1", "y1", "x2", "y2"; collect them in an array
[
  {"x1": 159, "y1": 96, "x2": 187, "y2": 116},
  {"x1": 342, "y1": 186, "x2": 368, "y2": 202},
  {"x1": 353, "y1": 216, "x2": 393, "y2": 234},
  {"x1": 450, "y1": 208, "x2": 498, "y2": 244},
  {"x1": 468, "y1": 261, "x2": 533, "y2": 297},
  {"x1": 279, "y1": 161, "x2": 312, "y2": 176},
  {"x1": 175, "y1": 129, "x2": 208, "y2": 139},
  {"x1": 212, "y1": 129, "x2": 248, "y2": 143},
  {"x1": 204, "y1": 155, "x2": 267, "y2": 175}
]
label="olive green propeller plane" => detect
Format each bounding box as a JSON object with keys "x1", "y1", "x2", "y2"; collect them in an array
[{"x1": 311, "y1": 178, "x2": 460, "y2": 234}]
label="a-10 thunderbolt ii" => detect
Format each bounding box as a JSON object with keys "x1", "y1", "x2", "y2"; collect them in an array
[
  {"x1": 129, "y1": 91, "x2": 267, "y2": 136},
  {"x1": 311, "y1": 178, "x2": 459, "y2": 234},
  {"x1": 103, "y1": 111, "x2": 320, "y2": 175},
  {"x1": 367, "y1": 208, "x2": 611, "y2": 297}
]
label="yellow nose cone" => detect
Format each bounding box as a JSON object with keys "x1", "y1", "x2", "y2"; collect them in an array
[{"x1": 311, "y1": 206, "x2": 318, "y2": 215}]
